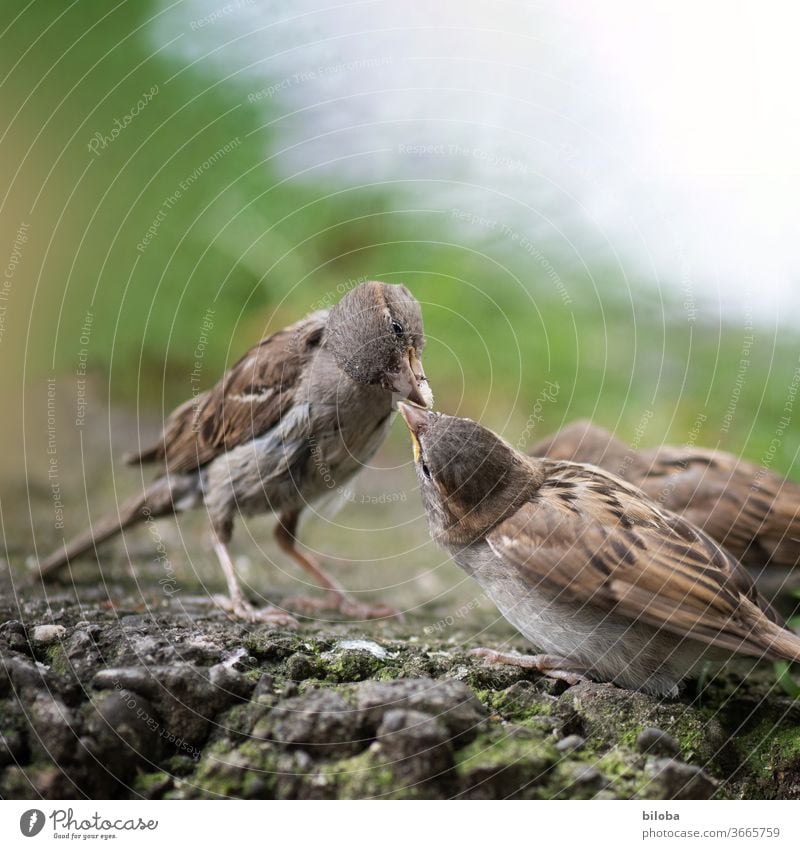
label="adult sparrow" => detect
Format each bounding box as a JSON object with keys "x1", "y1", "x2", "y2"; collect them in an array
[
  {"x1": 530, "y1": 420, "x2": 800, "y2": 573},
  {"x1": 36, "y1": 281, "x2": 433, "y2": 623},
  {"x1": 399, "y1": 405, "x2": 800, "y2": 696}
]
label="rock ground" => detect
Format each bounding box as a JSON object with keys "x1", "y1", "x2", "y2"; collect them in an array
[{"x1": 1, "y1": 584, "x2": 800, "y2": 800}]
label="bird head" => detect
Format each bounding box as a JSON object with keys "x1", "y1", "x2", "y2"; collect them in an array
[
  {"x1": 325, "y1": 281, "x2": 432, "y2": 407},
  {"x1": 397, "y1": 405, "x2": 541, "y2": 546}
]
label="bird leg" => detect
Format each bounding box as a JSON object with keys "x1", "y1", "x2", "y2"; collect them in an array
[
  {"x1": 469, "y1": 647, "x2": 589, "y2": 686},
  {"x1": 211, "y1": 530, "x2": 298, "y2": 628},
  {"x1": 276, "y1": 511, "x2": 400, "y2": 620}
]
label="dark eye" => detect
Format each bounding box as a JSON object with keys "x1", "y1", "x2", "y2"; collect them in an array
[
  {"x1": 422, "y1": 463, "x2": 431, "y2": 479},
  {"x1": 391, "y1": 320, "x2": 404, "y2": 337}
]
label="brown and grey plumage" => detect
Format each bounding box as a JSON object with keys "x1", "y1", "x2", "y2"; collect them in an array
[
  {"x1": 36, "y1": 281, "x2": 433, "y2": 623},
  {"x1": 530, "y1": 419, "x2": 800, "y2": 573},
  {"x1": 399, "y1": 405, "x2": 800, "y2": 696}
]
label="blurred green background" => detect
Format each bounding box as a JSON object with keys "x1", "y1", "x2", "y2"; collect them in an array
[{"x1": 3, "y1": 1, "x2": 799, "y2": 605}]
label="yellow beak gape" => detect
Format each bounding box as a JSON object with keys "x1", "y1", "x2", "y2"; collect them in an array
[{"x1": 410, "y1": 431, "x2": 421, "y2": 463}]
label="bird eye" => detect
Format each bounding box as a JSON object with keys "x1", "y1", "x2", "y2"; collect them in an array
[
  {"x1": 391, "y1": 319, "x2": 404, "y2": 337},
  {"x1": 422, "y1": 463, "x2": 431, "y2": 479}
]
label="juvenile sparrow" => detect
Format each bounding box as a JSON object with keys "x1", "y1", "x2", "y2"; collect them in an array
[
  {"x1": 530, "y1": 420, "x2": 800, "y2": 572},
  {"x1": 399, "y1": 405, "x2": 800, "y2": 696},
  {"x1": 36, "y1": 281, "x2": 433, "y2": 623}
]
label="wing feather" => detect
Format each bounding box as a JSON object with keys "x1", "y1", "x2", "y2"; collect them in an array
[
  {"x1": 127, "y1": 310, "x2": 327, "y2": 473},
  {"x1": 487, "y1": 461, "x2": 788, "y2": 658}
]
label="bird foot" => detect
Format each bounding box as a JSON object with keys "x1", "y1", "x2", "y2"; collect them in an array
[
  {"x1": 284, "y1": 592, "x2": 403, "y2": 621},
  {"x1": 469, "y1": 647, "x2": 589, "y2": 686},
  {"x1": 212, "y1": 594, "x2": 299, "y2": 628}
]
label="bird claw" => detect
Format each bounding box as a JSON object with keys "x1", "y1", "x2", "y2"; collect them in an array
[
  {"x1": 285, "y1": 592, "x2": 403, "y2": 621},
  {"x1": 212, "y1": 594, "x2": 299, "y2": 628},
  {"x1": 469, "y1": 647, "x2": 589, "y2": 686}
]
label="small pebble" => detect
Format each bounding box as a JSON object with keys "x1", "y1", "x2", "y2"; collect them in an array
[
  {"x1": 31, "y1": 625, "x2": 67, "y2": 645},
  {"x1": 556, "y1": 734, "x2": 586, "y2": 752},
  {"x1": 336, "y1": 639, "x2": 392, "y2": 659},
  {"x1": 636, "y1": 727, "x2": 681, "y2": 758}
]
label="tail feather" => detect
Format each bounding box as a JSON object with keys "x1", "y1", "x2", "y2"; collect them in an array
[
  {"x1": 763, "y1": 622, "x2": 800, "y2": 664},
  {"x1": 34, "y1": 477, "x2": 181, "y2": 580}
]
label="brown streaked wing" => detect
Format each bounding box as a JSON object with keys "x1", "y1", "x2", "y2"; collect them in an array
[
  {"x1": 128, "y1": 311, "x2": 327, "y2": 474},
  {"x1": 487, "y1": 462, "x2": 783, "y2": 657},
  {"x1": 639, "y1": 448, "x2": 800, "y2": 569}
]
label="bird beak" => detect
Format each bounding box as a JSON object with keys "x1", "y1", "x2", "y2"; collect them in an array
[
  {"x1": 388, "y1": 348, "x2": 433, "y2": 408},
  {"x1": 397, "y1": 401, "x2": 431, "y2": 461}
]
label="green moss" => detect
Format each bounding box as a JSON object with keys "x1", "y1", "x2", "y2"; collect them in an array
[
  {"x1": 132, "y1": 768, "x2": 172, "y2": 798},
  {"x1": 454, "y1": 728, "x2": 561, "y2": 799},
  {"x1": 180, "y1": 740, "x2": 279, "y2": 799},
  {"x1": 322, "y1": 649, "x2": 383, "y2": 683},
  {"x1": 320, "y1": 750, "x2": 400, "y2": 799},
  {"x1": 477, "y1": 685, "x2": 556, "y2": 721},
  {"x1": 241, "y1": 633, "x2": 306, "y2": 661},
  {"x1": 44, "y1": 643, "x2": 70, "y2": 676},
  {"x1": 456, "y1": 728, "x2": 555, "y2": 773},
  {"x1": 737, "y1": 720, "x2": 800, "y2": 773}
]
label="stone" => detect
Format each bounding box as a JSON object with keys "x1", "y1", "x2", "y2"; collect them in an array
[
  {"x1": 82, "y1": 689, "x2": 166, "y2": 784},
  {"x1": 355, "y1": 678, "x2": 487, "y2": 743},
  {"x1": 93, "y1": 661, "x2": 254, "y2": 747},
  {"x1": 285, "y1": 652, "x2": 319, "y2": 681},
  {"x1": 31, "y1": 625, "x2": 67, "y2": 645},
  {"x1": 637, "y1": 727, "x2": 681, "y2": 758},
  {"x1": 374, "y1": 709, "x2": 454, "y2": 784},
  {"x1": 556, "y1": 734, "x2": 586, "y2": 752},
  {"x1": 643, "y1": 758, "x2": 718, "y2": 800},
  {"x1": 0, "y1": 726, "x2": 26, "y2": 767},
  {"x1": 264, "y1": 688, "x2": 364, "y2": 757},
  {"x1": 27, "y1": 695, "x2": 79, "y2": 764},
  {"x1": 0, "y1": 653, "x2": 50, "y2": 696}
]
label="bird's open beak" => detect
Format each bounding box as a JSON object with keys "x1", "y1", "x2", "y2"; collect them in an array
[
  {"x1": 397, "y1": 401, "x2": 432, "y2": 461},
  {"x1": 388, "y1": 348, "x2": 433, "y2": 408},
  {"x1": 397, "y1": 400, "x2": 432, "y2": 434}
]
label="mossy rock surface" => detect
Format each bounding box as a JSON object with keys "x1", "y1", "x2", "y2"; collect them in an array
[{"x1": 2, "y1": 587, "x2": 799, "y2": 799}]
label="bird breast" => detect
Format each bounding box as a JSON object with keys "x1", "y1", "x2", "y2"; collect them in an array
[{"x1": 453, "y1": 541, "x2": 713, "y2": 696}]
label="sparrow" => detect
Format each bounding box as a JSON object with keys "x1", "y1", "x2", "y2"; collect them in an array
[
  {"x1": 530, "y1": 420, "x2": 800, "y2": 573},
  {"x1": 36, "y1": 281, "x2": 433, "y2": 623},
  {"x1": 398, "y1": 404, "x2": 800, "y2": 696}
]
